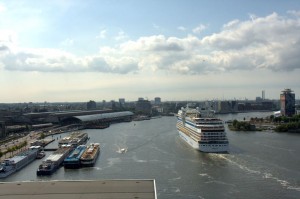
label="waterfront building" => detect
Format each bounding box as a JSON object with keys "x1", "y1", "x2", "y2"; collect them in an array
[
  {"x1": 87, "y1": 100, "x2": 97, "y2": 110},
  {"x1": 256, "y1": 97, "x2": 263, "y2": 102},
  {"x1": 119, "y1": 98, "x2": 125, "y2": 106},
  {"x1": 0, "y1": 121, "x2": 6, "y2": 138},
  {"x1": 135, "y1": 99, "x2": 152, "y2": 115},
  {"x1": 218, "y1": 101, "x2": 232, "y2": 113},
  {"x1": 154, "y1": 97, "x2": 161, "y2": 105},
  {"x1": 280, "y1": 88, "x2": 295, "y2": 116}
]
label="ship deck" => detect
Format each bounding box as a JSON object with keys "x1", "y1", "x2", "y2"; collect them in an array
[{"x1": 0, "y1": 180, "x2": 157, "y2": 199}]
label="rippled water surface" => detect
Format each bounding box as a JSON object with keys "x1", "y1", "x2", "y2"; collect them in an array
[{"x1": 2, "y1": 112, "x2": 300, "y2": 199}]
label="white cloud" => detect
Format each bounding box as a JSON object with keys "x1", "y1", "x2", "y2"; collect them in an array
[
  {"x1": 177, "y1": 26, "x2": 186, "y2": 31},
  {"x1": 223, "y1": 19, "x2": 239, "y2": 29},
  {"x1": 114, "y1": 31, "x2": 128, "y2": 41},
  {"x1": 96, "y1": 29, "x2": 107, "y2": 39},
  {"x1": 0, "y1": 30, "x2": 18, "y2": 44},
  {"x1": 287, "y1": 10, "x2": 300, "y2": 17},
  {"x1": 153, "y1": 23, "x2": 160, "y2": 29},
  {"x1": 60, "y1": 38, "x2": 74, "y2": 46},
  {"x1": 1, "y1": 12, "x2": 300, "y2": 74},
  {"x1": 0, "y1": 3, "x2": 6, "y2": 13},
  {"x1": 192, "y1": 24, "x2": 206, "y2": 34}
]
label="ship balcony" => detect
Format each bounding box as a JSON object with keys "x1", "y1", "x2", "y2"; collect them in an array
[
  {"x1": 200, "y1": 136, "x2": 227, "y2": 141},
  {"x1": 200, "y1": 127, "x2": 225, "y2": 131},
  {"x1": 198, "y1": 140, "x2": 229, "y2": 144}
]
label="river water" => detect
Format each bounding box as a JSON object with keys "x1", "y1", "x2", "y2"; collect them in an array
[{"x1": 1, "y1": 112, "x2": 300, "y2": 199}]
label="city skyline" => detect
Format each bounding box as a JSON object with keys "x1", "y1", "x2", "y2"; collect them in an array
[{"x1": 0, "y1": 0, "x2": 300, "y2": 103}]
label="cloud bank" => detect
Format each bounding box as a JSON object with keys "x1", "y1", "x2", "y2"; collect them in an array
[{"x1": 1, "y1": 12, "x2": 300, "y2": 74}]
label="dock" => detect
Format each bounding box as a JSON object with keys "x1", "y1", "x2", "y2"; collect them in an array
[{"x1": 0, "y1": 180, "x2": 157, "y2": 199}]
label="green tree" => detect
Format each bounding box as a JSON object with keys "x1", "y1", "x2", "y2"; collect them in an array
[
  {"x1": 40, "y1": 133, "x2": 46, "y2": 139},
  {"x1": 232, "y1": 120, "x2": 238, "y2": 128},
  {"x1": 269, "y1": 115, "x2": 274, "y2": 122}
]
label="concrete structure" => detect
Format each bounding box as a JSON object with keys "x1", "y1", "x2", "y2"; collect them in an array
[
  {"x1": 0, "y1": 180, "x2": 157, "y2": 199},
  {"x1": 280, "y1": 89, "x2": 295, "y2": 116}
]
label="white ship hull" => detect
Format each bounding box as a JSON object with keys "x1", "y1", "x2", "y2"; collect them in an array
[
  {"x1": 0, "y1": 148, "x2": 38, "y2": 178},
  {"x1": 178, "y1": 130, "x2": 228, "y2": 153}
]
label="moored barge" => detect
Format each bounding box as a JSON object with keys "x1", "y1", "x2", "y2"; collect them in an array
[
  {"x1": 63, "y1": 145, "x2": 87, "y2": 169},
  {"x1": 80, "y1": 143, "x2": 100, "y2": 167}
]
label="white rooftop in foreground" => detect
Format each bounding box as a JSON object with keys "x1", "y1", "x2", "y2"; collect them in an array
[{"x1": 0, "y1": 180, "x2": 157, "y2": 199}]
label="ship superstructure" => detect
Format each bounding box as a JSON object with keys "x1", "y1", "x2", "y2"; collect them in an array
[
  {"x1": 176, "y1": 106, "x2": 229, "y2": 153},
  {"x1": 58, "y1": 132, "x2": 88, "y2": 148}
]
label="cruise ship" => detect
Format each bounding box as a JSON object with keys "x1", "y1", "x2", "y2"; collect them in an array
[
  {"x1": 58, "y1": 132, "x2": 89, "y2": 148},
  {"x1": 0, "y1": 146, "x2": 40, "y2": 178},
  {"x1": 80, "y1": 143, "x2": 100, "y2": 167},
  {"x1": 176, "y1": 106, "x2": 229, "y2": 153},
  {"x1": 63, "y1": 145, "x2": 87, "y2": 169},
  {"x1": 37, "y1": 145, "x2": 72, "y2": 175}
]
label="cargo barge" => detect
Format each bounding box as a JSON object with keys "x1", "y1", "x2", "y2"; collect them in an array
[{"x1": 37, "y1": 145, "x2": 72, "y2": 176}]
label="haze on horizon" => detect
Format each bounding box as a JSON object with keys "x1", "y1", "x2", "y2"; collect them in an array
[{"x1": 0, "y1": 0, "x2": 300, "y2": 103}]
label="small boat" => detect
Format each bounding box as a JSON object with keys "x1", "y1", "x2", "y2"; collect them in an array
[
  {"x1": 80, "y1": 143, "x2": 100, "y2": 167},
  {"x1": 36, "y1": 151, "x2": 46, "y2": 159},
  {"x1": 120, "y1": 148, "x2": 127, "y2": 153}
]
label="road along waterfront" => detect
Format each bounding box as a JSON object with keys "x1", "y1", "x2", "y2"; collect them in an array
[{"x1": 1, "y1": 112, "x2": 300, "y2": 199}]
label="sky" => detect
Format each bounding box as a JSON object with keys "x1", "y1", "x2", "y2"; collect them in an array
[{"x1": 1, "y1": 0, "x2": 300, "y2": 103}]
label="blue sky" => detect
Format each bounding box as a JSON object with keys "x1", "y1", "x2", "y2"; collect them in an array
[{"x1": 0, "y1": 0, "x2": 300, "y2": 102}]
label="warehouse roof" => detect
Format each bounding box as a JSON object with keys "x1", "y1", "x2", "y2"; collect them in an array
[{"x1": 72, "y1": 111, "x2": 134, "y2": 122}]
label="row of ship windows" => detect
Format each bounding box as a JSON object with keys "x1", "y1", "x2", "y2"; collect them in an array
[
  {"x1": 201, "y1": 138, "x2": 226, "y2": 140},
  {"x1": 203, "y1": 133, "x2": 225, "y2": 135},
  {"x1": 178, "y1": 124, "x2": 226, "y2": 139},
  {"x1": 201, "y1": 145, "x2": 227, "y2": 147},
  {"x1": 178, "y1": 126, "x2": 226, "y2": 139}
]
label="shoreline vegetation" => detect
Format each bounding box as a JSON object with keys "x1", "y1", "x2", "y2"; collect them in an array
[{"x1": 227, "y1": 114, "x2": 300, "y2": 133}]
